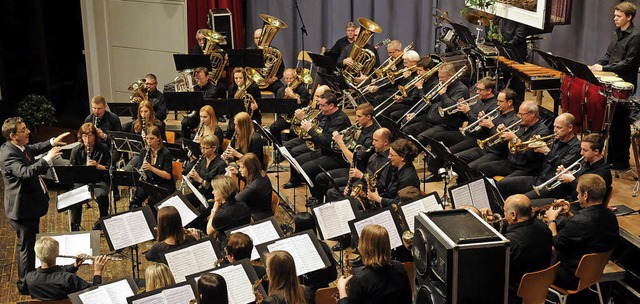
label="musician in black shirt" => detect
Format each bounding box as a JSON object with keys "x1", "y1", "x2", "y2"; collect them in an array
[
  {"x1": 367, "y1": 139, "x2": 420, "y2": 208},
  {"x1": 225, "y1": 153, "x2": 273, "y2": 221},
  {"x1": 84, "y1": 95, "x2": 122, "y2": 143},
  {"x1": 181, "y1": 66, "x2": 227, "y2": 140},
  {"x1": 270, "y1": 68, "x2": 312, "y2": 145}
]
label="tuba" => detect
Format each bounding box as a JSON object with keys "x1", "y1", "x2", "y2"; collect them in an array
[
  {"x1": 253, "y1": 14, "x2": 288, "y2": 89},
  {"x1": 174, "y1": 70, "x2": 195, "y2": 93},
  {"x1": 342, "y1": 18, "x2": 383, "y2": 84},
  {"x1": 128, "y1": 79, "x2": 148, "y2": 103},
  {"x1": 201, "y1": 29, "x2": 228, "y2": 85}
]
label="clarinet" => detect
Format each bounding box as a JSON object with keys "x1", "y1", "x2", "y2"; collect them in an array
[
  {"x1": 141, "y1": 118, "x2": 147, "y2": 141},
  {"x1": 86, "y1": 145, "x2": 91, "y2": 166},
  {"x1": 224, "y1": 130, "x2": 237, "y2": 162},
  {"x1": 93, "y1": 116, "x2": 100, "y2": 128},
  {"x1": 179, "y1": 154, "x2": 204, "y2": 192},
  {"x1": 138, "y1": 147, "x2": 150, "y2": 182}
]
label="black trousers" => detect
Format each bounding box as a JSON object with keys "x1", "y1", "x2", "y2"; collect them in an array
[
  {"x1": 290, "y1": 152, "x2": 348, "y2": 196},
  {"x1": 269, "y1": 117, "x2": 291, "y2": 145},
  {"x1": 70, "y1": 182, "x2": 110, "y2": 228},
  {"x1": 477, "y1": 160, "x2": 531, "y2": 179},
  {"x1": 314, "y1": 167, "x2": 349, "y2": 203},
  {"x1": 418, "y1": 125, "x2": 458, "y2": 174},
  {"x1": 608, "y1": 103, "x2": 631, "y2": 168},
  {"x1": 401, "y1": 117, "x2": 431, "y2": 137},
  {"x1": 9, "y1": 218, "x2": 40, "y2": 278}
]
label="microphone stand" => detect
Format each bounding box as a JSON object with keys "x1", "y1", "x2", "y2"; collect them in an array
[{"x1": 294, "y1": 0, "x2": 308, "y2": 65}]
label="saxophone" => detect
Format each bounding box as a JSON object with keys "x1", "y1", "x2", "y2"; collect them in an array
[
  {"x1": 342, "y1": 18, "x2": 382, "y2": 84},
  {"x1": 363, "y1": 161, "x2": 391, "y2": 209},
  {"x1": 253, "y1": 14, "x2": 288, "y2": 89},
  {"x1": 252, "y1": 274, "x2": 267, "y2": 304},
  {"x1": 346, "y1": 145, "x2": 369, "y2": 210}
]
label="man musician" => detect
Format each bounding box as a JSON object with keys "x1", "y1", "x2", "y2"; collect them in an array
[
  {"x1": 84, "y1": 95, "x2": 122, "y2": 143},
  {"x1": 269, "y1": 68, "x2": 312, "y2": 145}
]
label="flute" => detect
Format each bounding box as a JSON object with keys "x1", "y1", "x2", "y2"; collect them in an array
[{"x1": 57, "y1": 254, "x2": 123, "y2": 261}]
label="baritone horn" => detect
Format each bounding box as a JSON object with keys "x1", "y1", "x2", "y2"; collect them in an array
[
  {"x1": 532, "y1": 157, "x2": 584, "y2": 195},
  {"x1": 476, "y1": 119, "x2": 522, "y2": 149},
  {"x1": 508, "y1": 134, "x2": 556, "y2": 154}
]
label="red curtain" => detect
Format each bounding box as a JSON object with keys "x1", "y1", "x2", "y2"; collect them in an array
[{"x1": 187, "y1": 0, "x2": 245, "y2": 49}]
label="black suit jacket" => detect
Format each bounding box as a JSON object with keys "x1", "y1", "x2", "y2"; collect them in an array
[{"x1": 1, "y1": 140, "x2": 53, "y2": 220}]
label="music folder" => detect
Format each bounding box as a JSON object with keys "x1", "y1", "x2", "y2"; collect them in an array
[
  {"x1": 56, "y1": 184, "x2": 93, "y2": 212},
  {"x1": 226, "y1": 216, "x2": 285, "y2": 261},
  {"x1": 397, "y1": 191, "x2": 444, "y2": 233},
  {"x1": 348, "y1": 207, "x2": 404, "y2": 249},
  {"x1": 185, "y1": 259, "x2": 266, "y2": 304},
  {"x1": 312, "y1": 199, "x2": 357, "y2": 240},
  {"x1": 154, "y1": 191, "x2": 200, "y2": 227},
  {"x1": 256, "y1": 230, "x2": 330, "y2": 276},
  {"x1": 100, "y1": 205, "x2": 157, "y2": 251},
  {"x1": 36, "y1": 230, "x2": 101, "y2": 268},
  {"x1": 69, "y1": 276, "x2": 138, "y2": 304},
  {"x1": 126, "y1": 281, "x2": 195, "y2": 304},
  {"x1": 161, "y1": 237, "x2": 222, "y2": 283},
  {"x1": 173, "y1": 54, "x2": 211, "y2": 71}
]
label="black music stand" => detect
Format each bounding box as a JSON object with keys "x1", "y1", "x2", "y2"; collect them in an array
[
  {"x1": 450, "y1": 22, "x2": 476, "y2": 47},
  {"x1": 204, "y1": 99, "x2": 246, "y2": 117},
  {"x1": 108, "y1": 103, "x2": 138, "y2": 118},
  {"x1": 404, "y1": 134, "x2": 436, "y2": 193},
  {"x1": 255, "y1": 98, "x2": 299, "y2": 115},
  {"x1": 173, "y1": 54, "x2": 211, "y2": 71},
  {"x1": 227, "y1": 49, "x2": 265, "y2": 69},
  {"x1": 376, "y1": 115, "x2": 402, "y2": 140},
  {"x1": 532, "y1": 49, "x2": 573, "y2": 76},
  {"x1": 492, "y1": 38, "x2": 525, "y2": 64},
  {"x1": 165, "y1": 142, "x2": 188, "y2": 161},
  {"x1": 181, "y1": 138, "x2": 202, "y2": 159},
  {"x1": 165, "y1": 91, "x2": 205, "y2": 113},
  {"x1": 309, "y1": 52, "x2": 358, "y2": 107},
  {"x1": 107, "y1": 131, "x2": 145, "y2": 155}
]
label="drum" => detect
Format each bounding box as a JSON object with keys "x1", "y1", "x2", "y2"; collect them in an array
[
  {"x1": 598, "y1": 76, "x2": 623, "y2": 91},
  {"x1": 561, "y1": 75, "x2": 608, "y2": 132},
  {"x1": 611, "y1": 81, "x2": 634, "y2": 101}
]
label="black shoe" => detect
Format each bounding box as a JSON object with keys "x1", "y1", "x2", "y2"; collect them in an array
[
  {"x1": 113, "y1": 191, "x2": 121, "y2": 202},
  {"x1": 305, "y1": 197, "x2": 321, "y2": 208},
  {"x1": 350, "y1": 256, "x2": 363, "y2": 267},
  {"x1": 421, "y1": 174, "x2": 443, "y2": 183},
  {"x1": 283, "y1": 181, "x2": 301, "y2": 189},
  {"x1": 71, "y1": 223, "x2": 81, "y2": 232},
  {"x1": 92, "y1": 220, "x2": 102, "y2": 231}
]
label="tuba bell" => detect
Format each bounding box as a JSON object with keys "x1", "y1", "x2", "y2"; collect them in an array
[
  {"x1": 201, "y1": 29, "x2": 228, "y2": 85},
  {"x1": 342, "y1": 17, "x2": 383, "y2": 85},
  {"x1": 253, "y1": 14, "x2": 288, "y2": 89}
]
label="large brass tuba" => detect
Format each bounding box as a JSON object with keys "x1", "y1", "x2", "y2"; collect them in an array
[
  {"x1": 201, "y1": 29, "x2": 228, "y2": 84},
  {"x1": 254, "y1": 14, "x2": 288, "y2": 89},
  {"x1": 342, "y1": 17, "x2": 382, "y2": 84}
]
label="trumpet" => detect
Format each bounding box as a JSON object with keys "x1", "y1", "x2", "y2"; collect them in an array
[
  {"x1": 533, "y1": 157, "x2": 584, "y2": 195},
  {"x1": 438, "y1": 94, "x2": 480, "y2": 117},
  {"x1": 57, "y1": 254, "x2": 123, "y2": 261},
  {"x1": 477, "y1": 119, "x2": 522, "y2": 149},
  {"x1": 508, "y1": 134, "x2": 556, "y2": 154},
  {"x1": 459, "y1": 107, "x2": 500, "y2": 135},
  {"x1": 532, "y1": 199, "x2": 579, "y2": 218}
]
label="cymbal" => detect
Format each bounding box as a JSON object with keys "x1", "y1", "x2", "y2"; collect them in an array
[
  {"x1": 466, "y1": 12, "x2": 491, "y2": 26},
  {"x1": 433, "y1": 8, "x2": 453, "y2": 23}
]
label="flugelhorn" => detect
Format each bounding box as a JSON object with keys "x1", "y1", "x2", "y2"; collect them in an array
[
  {"x1": 532, "y1": 156, "x2": 584, "y2": 195},
  {"x1": 459, "y1": 107, "x2": 500, "y2": 135},
  {"x1": 532, "y1": 199, "x2": 579, "y2": 218},
  {"x1": 477, "y1": 119, "x2": 522, "y2": 149},
  {"x1": 438, "y1": 94, "x2": 480, "y2": 117},
  {"x1": 509, "y1": 134, "x2": 556, "y2": 154}
]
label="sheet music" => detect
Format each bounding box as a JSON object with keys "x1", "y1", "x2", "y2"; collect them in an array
[
  {"x1": 401, "y1": 195, "x2": 443, "y2": 233},
  {"x1": 469, "y1": 179, "x2": 491, "y2": 210},
  {"x1": 213, "y1": 264, "x2": 255, "y2": 304},
  {"x1": 157, "y1": 195, "x2": 198, "y2": 226},
  {"x1": 165, "y1": 241, "x2": 218, "y2": 282},
  {"x1": 313, "y1": 199, "x2": 355, "y2": 240},
  {"x1": 102, "y1": 210, "x2": 154, "y2": 250},
  {"x1": 277, "y1": 146, "x2": 313, "y2": 187},
  {"x1": 36, "y1": 233, "x2": 93, "y2": 268},
  {"x1": 131, "y1": 293, "x2": 164, "y2": 304},
  {"x1": 161, "y1": 284, "x2": 196, "y2": 304},
  {"x1": 231, "y1": 221, "x2": 281, "y2": 260},
  {"x1": 451, "y1": 185, "x2": 472, "y2": 207},
  {"x1": 353, "y1": 210, "x2": 402, "y2": 249},
  {"x1": 78, "y1": 279, "x2": 134, "y2": 304},
  {"x1": 182, "y1": 175, "x2": 209, "y2": 208},
  {"x1": 57, "y1": 185, "x2": 92, "y2": 210},
  {"x1": 267, "y1": 234, "x2": 326, "y2": 275}
]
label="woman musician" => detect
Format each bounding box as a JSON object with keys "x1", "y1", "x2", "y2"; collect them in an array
[
  {"x1": 126, "y1": 100, "x2": 166, "y2": 142},
  {"x1": 367, "y1": 139, "x2": 420, "y2": 208},
  {"x1": 222, "y1": 112, "x2": 266, "y2": 169},
  {"x1": 145, "y1": 205, "x2": 199, "y2": 263},
  {"x1": 69, "y1": 122, "x2": 111, "y2": 231},
  {"x1": 225, "y1": 153, "x2": 273, "y2": 221},
  {"x1": 194, "y1": 105, "x2": 224, "y2": 145},
  {"x1": 226, "y1": 67, "x2": 262, "y2": 139},
  {"x1": 128, "y1": 125, "x2": 174, "y2": 210}
]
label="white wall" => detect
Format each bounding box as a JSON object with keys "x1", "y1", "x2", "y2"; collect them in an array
[{"x1": 81, "y1": 0, "x2": 188, "y2": 104}]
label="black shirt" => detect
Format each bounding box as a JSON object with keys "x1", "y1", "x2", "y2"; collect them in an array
[
  {"x1": 597, "y1": 23, "x2": 640, "y2": 84},
  {"x1": 508, "y1": 119, "x2": 552, "y2": 173},
  {"x1": 138, "y1": 146, "x2": 175, "y2": 192},
  {"x1": 70, "y1": 142, "x2": 111, "y2": 168},
  {"x1": 145, "y1": 235, "x2": 198, "y2": 263},
  {"x1": 353, "y1": 124, "x2": 376, "y2": 170},
  {"x1": 485, "y1": 110, "x2": 519, "y2": 156},
  {"x1": 308, "y1": 110, "x2": 352, "y2": 156},
  {"x1": 337, "y1": 260, "x2": 412, "y2": 304},
  {"x1": 536, "y1": 135, "x2": 581, "y2": 182},
  {"x1": 275, "y1": 82, "x2": 312, "y2": 108},
  {"x1": 148, "y1": 89, "x2": 167, "y2": 121},
  {"x1": 381, "y1": 163, "x2": 420, "y2": 207},
  {"x1": 337, "y1": 43, "x2": 381, "y2": 70},
  {"x1": 329, "y1": 36, "x2": 353, "y2": 58},
  {"x1": 195, "y1": 80, "x2": 225, "y2": 100},
  {"x1": 570, "y1": 158, "x2": 612, "y2": 199},
  {"x1": 426, "y1": 80, "x2": 470, "y2": 127},
  {"x1": 235, "y1": 173, "x2": 273, "y2": 220},
  {"x1": 17, "y1": 264, "x2": 101, "y2": 300},
  {"x1": 193, "y1": 155, "x2": 227, "y2": 198},
  {"x1": 212, "y1": 198, "x2": 251, "y2": 244},
  {"x1": 466, "y1": 95, "x2": 498, "y2": 139}
]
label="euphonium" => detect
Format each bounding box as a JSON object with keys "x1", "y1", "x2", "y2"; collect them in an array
[
  {"x1": 477, "y1": 119, "x2": 522, "y2": 149},
  {"x1": 331, "y1": 123, "x2": 362, "y2": 153},
  {"x1": 532, "y1": 157, "x2": 584, "y2": 195},
  {"x1": 174, "y1": 69, "x2": 195, "y2": 94},
  {"x1": 508, "y1": 134, "x2": 556, "y2": 154},
  {"x1": 459, "y1": 106, "x2": 500, "y2": 135},
  {"x1": 253, "y1": 14, "x2": 288, "y2": 89},
  {"x1": 342, "y1": 17, "x2": 382, "y2": 84},
  {"x1": 201, "y1": 29, "x2": 227, "y2": 85},
  {"x1": 128, "y1": 79, "x2": 148, "y2": 103},
  {"x1": 438, "y1": 94, "x2": 480, "y2": 117}
]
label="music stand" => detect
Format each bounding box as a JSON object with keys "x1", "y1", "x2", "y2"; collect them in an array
[
  {"x1": 404, "y1": 134, "x2": 436, "y2": 193},
  {"x1": 204, "y1": 98, "x2": 246, "y2": 117},
  {"x1": 376, "y1": 115, "x2": 402, "y2": 141},
  {"x1": 532, "y1": 49, "x2": 573, "y2": 76},
  {"x1": 165, "y1": 142, "x2": 188, "y2": 161},
  {"x1": 173, "y1": 54, "x2": 211, "y2": 71},
  {"x1": 164, "y1": 91, "x2": 204, "y2": 112},
  {"x1": 107, "y1": 131, "x2": 145, "y2": 155},
  {"x1": 492, "y1": 39, "x2": 525, "y2": 64},
  {"x1": 227, "y1": 49, "x2": 265, "y2": 69},
  {"x1": 449, "y1": 22, "x2": 476, "y2": 47},
  {"x1": 255, "y1": 98, "x2": 299, "y2": 115},
  {"x1": 181, "y1": 138, "x2": 201, "y2": 159},
  {"x1": 108, "y1": 103, "x2": 138, "y2": 118}
]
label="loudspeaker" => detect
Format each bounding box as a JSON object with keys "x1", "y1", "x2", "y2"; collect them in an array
[
  {"x1": 208, "y1": 8, "x2": 234, "y2": 50},
  {"x1": 412, "y1": 209, "x2": 510, "y2": 304}
]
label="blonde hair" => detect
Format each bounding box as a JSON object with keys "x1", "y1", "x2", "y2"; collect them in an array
[
  {"x1": 134, "y1": 100, "x2": 156, "y2": 134},
  {"x1": 234, "y1": 112, "x2": 254, "y2": 154},
  {"x1": 199, "y1": 105, "x2": 219, "y2": 134},
  {"x1": 91, "y1": 95, "x2": 106, "y2": 106},
  {"x1": 210, "y1": 175, "x2": 238, "y2": 201},
  {"x1": 358, "y1": 224, "x2": 391, "y2": 268},
  {"x1": 35, "y1": 237, "x2": 59, "y2": 266},
  {"x1": 266, "y1": 251, "x2": 305, "y2": 304},
  {"x1": 145, "y1": 263, "x2": 175, "y2": 291}
]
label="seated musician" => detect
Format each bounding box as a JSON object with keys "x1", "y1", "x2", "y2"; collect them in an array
[
  {"x1": 131, "y1": 73, "x2": 167, "y2": 122},
  {"x1": 454, "y1": 88, "x2": 519, "y2": 169},
  {"x1": 312, "y1": 103, "x2": 376, "y2": 205},
  {"x1": 128, "y1": 125, "x2": 175, "y2": 210},
  {"x1": 359, "y1": 40, "x2": 404, "y2": 105},
  {"x1": 221, "y1": 232, "x2": 268, "y2": 291},
  {"x1": 476, "y1": 100, "x2": 552, "y2": 178},
  {"x1": 398, "y1": 56, "x2": 440, "y2": 136},
  {"x1": 497, "y1": 113, "x2": 581, "y2": 198},
  {"x1": 282, "y1": 85, "x2": 330, "y2": 159},
  {"x1": 249, "y1": 28, "x2": 285, "y2": 94},
  {"x1": 197, "y1": 273, "x2": 228, "y2": 304},
  {"x1": 336, "y1": 224, "x2": 412, "y2": 304},
  {"x1": 145, "y1": 206, "x2": 199, "y2": 263},
  {"x1": 283, "y1": 89, "x2": 351, "y2": 195},
  {"x1": 126, "y1": 100, "x2": 167, "y2": 142},
  {"x1": 375, "y1": 50, "x2": 421, "y2": 119},
  {"x1": 17, "y1": 237, "x2": 108, "y2": 300},
  {"x1": 269, "y1": 68, "x2": 311, "y2": 145},
  {"x1": 263, "y1": 250, "x2": 314, "y2": 304},
  {"x1": 189, "y1": 29, "x2": 206, "y2": 55},
  {"x1": 226, "y1": 67, "x2": 263, "y2": 135},
  {"x1": 84, "y1": 95, "x2": 122, "y2": 142},
  {"x1": 68, "y1": 122, "x2": 111, "y2": 231},
  {"x1": 194, "y1": 105, "x2": 224, "y2": 146},
  {"x1": 144, "y1": 263, "x2": 175, "y2": 292},
  {"x1": 502, "y1": 194, "x2": 552, "y2": 304},
  {"x1": 222, "y1": 112, "x2": 266, "y2": 169},
  {"x1": 206, "y1": 176, "x2": 251, "y2": 245},
  {"x1": 545, "y1": 174, "x2": 619, "y2": 293},
  {"x1": 181, "y1": 66, "x2": 227, "y2": 140},
  {"x1": 367, "y1": 138, "x2": 420, "y2": 208},
  {"x1": 225, "y1": 153, "x2": 273, "y2": 221}
]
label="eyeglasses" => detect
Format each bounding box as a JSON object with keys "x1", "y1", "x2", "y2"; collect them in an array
[
  {"x1": 476, "y1": 87, "x2": 489, "y2": 91},
  {"x1": 201, "y1": 146, "x2": 213, "y2": 150},
  {"x1": 517, "y1": 112, "x2": 532, "y2": 116}
]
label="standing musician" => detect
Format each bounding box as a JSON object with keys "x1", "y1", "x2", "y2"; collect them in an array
[
  {"x1": 194, "y1": 105, "x2": 225, "y2": 146},
  {"x1": 181, "y1": 66, "x2": 226, "y2": 140},
  {"x1": 269, "y1": 68, "x2": 312, "y2": 145},
  {"x1": 455, "y1": 88, "x2": 519, "y2": 169},
  {"x1": 126, "y1": 100, "x2": 167, "y2": 142},
  {"x1": 131, "y1": 73, "x2": 167, "y2": 121},
  {"x1": 590, "y1": 1, "x2": 640, "y2": 171},
  {"x1": 225, "y1": 153, "x2": 273, "y2": 221},
  {"x1": 545, "y1": 174, "x2": 619, "y2": 295},
  {"x1": 249, "y1": 28, "x2": 285, "y2": 94},
  {"x1": 476, "y1": 100, "x2": 552, "y2": 178},
  {"x1": 128, "y1": 125, "x2": 175, "y2": 210},
  {"x1": 329, "y1": 22, "x2": 358, "y2": 58},
  {"x1": 69, "y1": 123, "x2": 112, "y2": 231},
  {"x1": 367, "y1": 138, "x2": 420, "y2": 208},
  {"x1": 189, "y1": 29, "x2": 206, "y2": 54},
  {"x1": 337, "y1": 26, "x2": 381, "y2": 74},
  {"x1": 184, "y1": 135, "x2": 226, "y2": 230},
  {"x1": 312, "y1": 103, "x2": 377, "y2": 205},
  {"x1": 376, "y1": 50, "x2": 421, "y2": 120},
  {"x1": 222, "y1": 112, "x2": 266, "y2": 169},
  {"x1": 398, "y1": 57, "x2": 440, "y2": 137},
  {"x1": 282, "y1": 90, "x2": 351, "y2": 195},
  {"x1": 497, "y1": 113, "x2": 581, "y2": 198},
  {"x1": 1, "y1": 117, "x2": 67, "y2": 279},
  {"x1": 84, "y1": 96, "x2": 122, "y2": 143},
  {"x1": 282, "y1": 85, "x2": 330, "y2": 159}
]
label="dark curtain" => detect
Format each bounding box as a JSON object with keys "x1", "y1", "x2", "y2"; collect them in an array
[{"x1": 187, "y1": 0, "x2": 245, "y2": 50}]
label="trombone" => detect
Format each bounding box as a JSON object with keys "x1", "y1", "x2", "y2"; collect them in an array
[
  {"x1": 459, "y1": 107, "x2": 500, "y2": 135},
  {"x1": 438, "y1": 94, "x2": 480, "y2": 117},
  {"x1": 532, "y1": 157, "x2": 584, "y2": 195},
  {"x1": 508, "y1": 134, "x2": 556, "y2": 154},
  {"x1": 476, "y1": 119, "x2": 522, "y2": 149}
]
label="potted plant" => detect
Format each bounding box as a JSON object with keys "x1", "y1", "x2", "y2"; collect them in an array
[{"x1": 17, "y1": 94, "x2": 57, "y2": 137}]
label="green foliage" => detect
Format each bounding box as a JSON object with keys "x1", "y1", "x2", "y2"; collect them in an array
[
  {"x1": 17, "y1": 94, "x2": 57, "y2": 129},
  {"x1": 461, "y1": 0, "x2": 496, "y2": 16}
]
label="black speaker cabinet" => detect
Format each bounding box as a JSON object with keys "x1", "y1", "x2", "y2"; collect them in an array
[
  {"x1": 412, "y1": 209, "x2": 510, "y2": 304},
  {"x1": 208, "y1": 8, "x2": 234, "y2": 50}
]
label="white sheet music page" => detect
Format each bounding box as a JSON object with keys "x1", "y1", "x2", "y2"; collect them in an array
[
  {"x1": 469, "y1": 179, "x2": 491, "y2": 210},
  {"x1": 124, "y1": 211, "x2": 154, "y2": 245},
  {"x1": 334, "y1": 199, "x2": 357, "y2": 234},
  {"x1": 102, "y1": 279, "x2": 135, "y2": 304},
  {"x1": 231, "y1": 221, "x2": 281, "y2": 260},
  {"x1": 354, "y1": 210, "x2": 402, "y2": 248},
  {"x1": 191, "y1": 241, "x2": 218, "y2": 271},
  {"x1": 450, "y1": 185, "x2": 472, "y2": 207},
  {"x1": 161, "y1": 284, "x2": 196, "y2": 304},
  {"x1": 268, "y1": 234, "x2": 325, "y2": 275},
  {"x1": 182, "y1": 175, "x2": 209, "y2": 208},
  {"x1": 214, "y1": 264, "x2": 255, "y2": 304},
  {"x1": 278, "y1": 146, "x2": 313, "y2": 187},
  {"x1": 102, "y1": 216, "x2": 131, "y2": 250},
  {"x1": 38, "y1": 233, "x2": 93, "y2": 268},
  {"x1": 57, "y1": 185, "x2": 92, "y2": 210},
  {"x1": 78, "y1": 286, "x2": 110, "y2": 304},
  {"x1": 401, "y1": 195, "x2": 443, "y2": 233},
  {"x1": 313, "y1": 199, "x2": 353, "y2": 240},
  {"x1": 157, "y1": 195, "x2": 198, "y2": 227},
  {"x1": 131, "y1": 293, "x2": 165, "y2": 304},
  {"x1": 165, "y1": 248, "x2": 198, "y2": 283}
]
